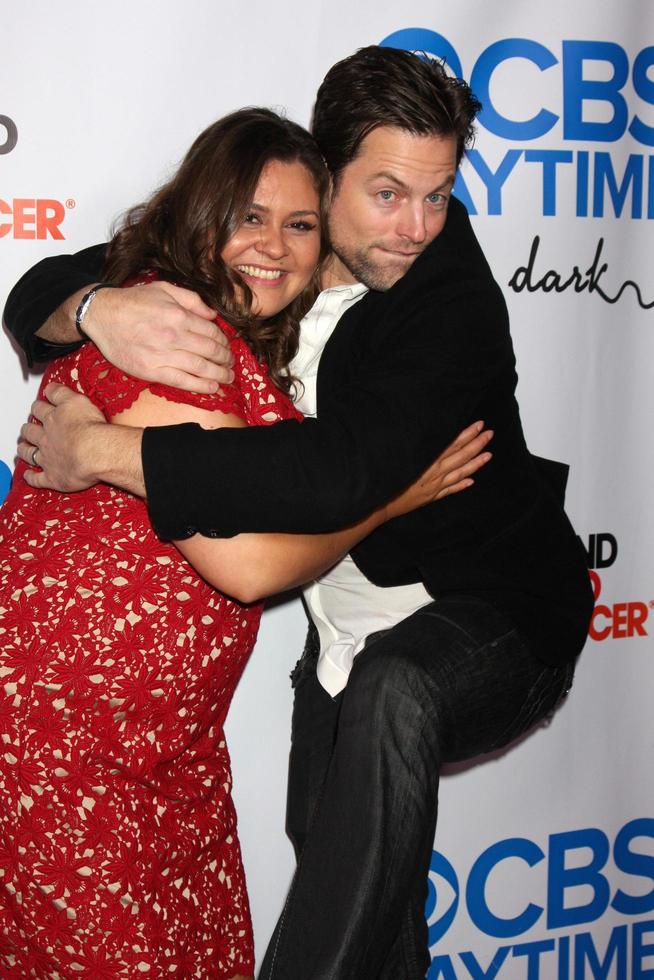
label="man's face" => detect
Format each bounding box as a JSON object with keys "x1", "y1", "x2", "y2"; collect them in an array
[{"x1": 326, "y1": 126, "x2": 457, "y2": 290}]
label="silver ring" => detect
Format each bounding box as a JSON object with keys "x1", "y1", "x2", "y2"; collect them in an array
[{"x1": 30, "y1": 446, "x2": 40, "y2": 467}]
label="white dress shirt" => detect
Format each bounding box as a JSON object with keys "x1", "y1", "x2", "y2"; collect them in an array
[{"x1": 289, "y1": 284, "x2": 432, "y2": 697}]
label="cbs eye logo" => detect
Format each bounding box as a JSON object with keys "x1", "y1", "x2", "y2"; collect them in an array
[
  {"x1": 425, "y1": 850, "x2": 460, "y2": 945},
  {"x1": 0, "y1": 116, "x2": 18, "y2": 155}
]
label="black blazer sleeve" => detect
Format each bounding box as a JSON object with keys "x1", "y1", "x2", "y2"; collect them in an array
[
  {"x1": 3, "y1": 243, "x2": 108, "y2": 365},
  {"x1": 143, "y1": 199, "x2": 511, "y2": 540}
]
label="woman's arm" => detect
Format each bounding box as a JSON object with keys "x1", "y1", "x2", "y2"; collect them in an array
[
  {"x1": 113, "y1": 392, "x2": 491, "y2": 603},
  {"x1": 182, "y1": 421, "x2": 491, "y2": 602},
  {"x1": 114, "y1": 390, "x2": 383, "y2": 601}
]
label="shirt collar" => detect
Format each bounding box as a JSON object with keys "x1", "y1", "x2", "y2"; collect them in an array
[{"x1": 320, "y1": 281, "x2": 369, "y2": 301}]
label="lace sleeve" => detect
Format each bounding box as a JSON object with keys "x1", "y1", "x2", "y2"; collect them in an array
[{"x1": 75, "y1": 318, "x2": 302, "y2": 427}]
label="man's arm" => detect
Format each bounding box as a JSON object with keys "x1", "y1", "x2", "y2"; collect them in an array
[
  {"x1": 138, "y1": 291, "x2": 507, "y2": 537},
  {"x1": 19, "y1": 382, "x2": 492, "y2": 581},
  {"x1": 19, "y1": 385, "x2": 145, "y2": 494},
  {"x1": 3, "y1": 244, "x2": 107, "y2": 363},
  {"x1": 3, "y1": 247, "x2": 234, "y2": 391},
  {"x1": 180, "y1": 426, "x2": 491, "y2": 603},
  {"x1": 134, "y1": 198, "x2": 508, "y2": 538},
  {"x1": 20, "y1": 199, "x2": 506, "y2": 538}
]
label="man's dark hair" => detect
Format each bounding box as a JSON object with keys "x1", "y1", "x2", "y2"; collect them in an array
[{"x1": 312, "y1": 45, "x2": 481, "y2": 183}]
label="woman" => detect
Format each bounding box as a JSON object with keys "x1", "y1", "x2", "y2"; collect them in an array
[
  {"x1": 0, "y1": 109, "x2": 481, "y2": 977},
  {"x1": 0, "y1": 108, "x2": 324, "y2": 978}
]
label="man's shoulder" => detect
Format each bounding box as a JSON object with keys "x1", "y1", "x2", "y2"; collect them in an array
[
  {"x1": 325, "y1": 197, "x2": 508, "y2": 359},
  {"x1": 412, "y1": 196, "x2": 491, "y2": 284},
  {"x1": 385, "y1": 202, "x2": 500, "y2": 317}
]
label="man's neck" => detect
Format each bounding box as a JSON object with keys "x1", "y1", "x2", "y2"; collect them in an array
[{"x1": 320, "y1": 252, "x2": 360, "y2": 290}]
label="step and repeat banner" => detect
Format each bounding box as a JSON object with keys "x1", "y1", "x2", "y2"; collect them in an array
[{"x1": 1, "y1": 2, "x2": 652, "y2": 976}]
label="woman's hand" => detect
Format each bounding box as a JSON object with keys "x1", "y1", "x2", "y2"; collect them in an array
[{"x1": 385, "y1": 421, "x2": 493, "y2": 521}]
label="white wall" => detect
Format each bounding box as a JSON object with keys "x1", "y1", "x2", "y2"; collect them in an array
[{"x1": 1, "y1": 3, "x2": 652, "y2": 975}]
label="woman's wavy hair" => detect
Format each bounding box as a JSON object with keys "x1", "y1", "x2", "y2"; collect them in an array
[{"x1": 103, "y1": 108, "x2": 330, "y2": 393}]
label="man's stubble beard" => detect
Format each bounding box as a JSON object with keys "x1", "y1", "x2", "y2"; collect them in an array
[{"x1": 330, "y1": 240, "x2": 420, "y2": 292}]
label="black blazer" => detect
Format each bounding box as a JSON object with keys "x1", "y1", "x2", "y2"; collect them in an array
[{"x1": 3, "y1": 198, "x2": 593, "y2": 665}]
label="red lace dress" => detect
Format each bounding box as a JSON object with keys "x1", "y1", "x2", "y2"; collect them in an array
[{"x1": 0, "y1": 302, "x2": 301, "y2": 977}]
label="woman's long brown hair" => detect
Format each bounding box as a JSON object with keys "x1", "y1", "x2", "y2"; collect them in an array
[{"x1": 103, "y1": 108, "x2": 330, "y2": 393}]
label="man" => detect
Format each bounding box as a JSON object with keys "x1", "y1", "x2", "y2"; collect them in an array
[{"x1": 6, "y1": 47, "x2": 592, "y2": 980}]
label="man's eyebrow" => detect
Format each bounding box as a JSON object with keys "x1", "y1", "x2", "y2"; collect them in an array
[
  {"x1": 365, "y1": 172, "x2": 411, "y2": 192},
  {"x1": 250, "y1": 203, "x2": 320, "y2": 218},
  {"x1": 365, "y1": 172, "x2": 456, "y2": 193}
]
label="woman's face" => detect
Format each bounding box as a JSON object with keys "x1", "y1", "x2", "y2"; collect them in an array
[{"x1": 222, "y1": 158, "x2": 322, "y2": 319}]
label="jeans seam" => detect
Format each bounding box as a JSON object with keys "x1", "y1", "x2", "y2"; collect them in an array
[
  {"x1": 489, "y1": 661, "x2": 567, "y2": 751},
  {"x1": 264, "y1": 885, "x2": 291, "y2": 980},
  {"x1": 402, "y1": 902, "x2": 423, "y2": 980},
  {"x1": 267, "y1": 709, "x2": 339, "y2": 979},
  {"x1": 415, "y1": 606, "x2": 485, "y2": 647},
  {"x1": 357, "y1": 710, "x2": 431, "y2": 974}
]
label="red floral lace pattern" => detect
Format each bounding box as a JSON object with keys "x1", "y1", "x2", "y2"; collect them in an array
[{"x1": 0, "y1": 307, "x2": 301, "y2": 976}]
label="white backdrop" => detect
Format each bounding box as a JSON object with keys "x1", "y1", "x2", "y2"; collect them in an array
[{"x1": 1, "y1": 3, "x2": 653, "y2": 977}]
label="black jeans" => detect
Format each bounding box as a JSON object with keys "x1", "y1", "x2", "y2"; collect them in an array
[{"x1": 259, "y1": 597, "x2": 575, "y2": 980}]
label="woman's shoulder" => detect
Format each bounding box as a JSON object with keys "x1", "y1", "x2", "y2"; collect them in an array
[
  {"x1": 73, "y1": 273, "x2": 240, "y2": 419},
  {"x1": 217, "y1": 315, "x2": 302, "y2": 426},
  {"x1": 77, "y1": 271, "x2": 301, "y2": 425}
]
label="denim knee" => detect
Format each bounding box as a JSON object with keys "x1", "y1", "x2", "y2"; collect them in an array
[{"x1": 344, "y1": 644, "x2": 437, "y2": 739}]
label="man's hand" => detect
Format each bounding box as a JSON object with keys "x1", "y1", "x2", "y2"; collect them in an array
[
  {"x1": 80, "y1": 281, "x2": 234, "y2": 393},
  {"x1": 386, "y1": 421, "x2": 493, "y2": 520},
  {"x1": 17, "y1": 383, "x2": 144, "y2": 496}
]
